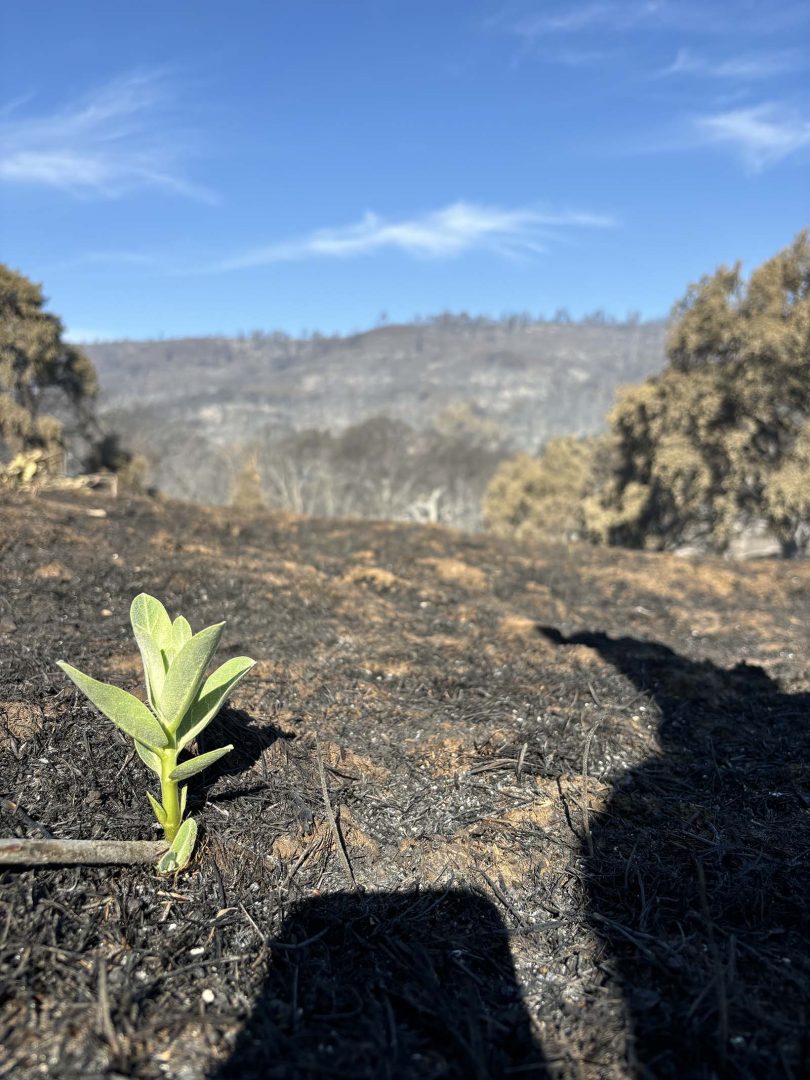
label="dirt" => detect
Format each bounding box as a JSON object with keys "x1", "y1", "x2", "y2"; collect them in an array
[{"x1": 0, "y1": 489, "x2": 808, "y2": 1079}]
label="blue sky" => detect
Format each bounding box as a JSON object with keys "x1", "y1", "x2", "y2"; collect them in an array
[{"x1": 1, "y1": 0, "x2": 808, "y2": 341}]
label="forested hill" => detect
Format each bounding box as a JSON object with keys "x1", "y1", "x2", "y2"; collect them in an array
[{"x1": 86, "y1": 316, "x2": 667, "y2": 453}]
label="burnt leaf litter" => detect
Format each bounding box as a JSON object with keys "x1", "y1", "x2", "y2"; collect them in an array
[{"x1": 1, "y1": 490, "x2": 808, "y2": 1079}]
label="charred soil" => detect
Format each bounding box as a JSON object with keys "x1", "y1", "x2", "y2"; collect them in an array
[{"x1": 1, "y1": 490, "x2": 808, "y2": 1079}]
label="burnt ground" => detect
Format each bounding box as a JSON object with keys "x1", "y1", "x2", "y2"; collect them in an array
[{"x1": 0, "y1": 489, "x2": 808, "y2": 1079}]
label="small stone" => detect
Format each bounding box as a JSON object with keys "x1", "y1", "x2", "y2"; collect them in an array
[{"x1": 100, "y1": 609, "x2": 113, "y2": 617}]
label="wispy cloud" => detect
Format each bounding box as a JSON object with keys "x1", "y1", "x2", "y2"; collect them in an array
[
  {"x1": 0, "y1": 71, "x2": 215, "y2": 202},
  {"x1": 512, "y1": 1, "x2": 665, "y2": 39},
  {"x1": 660, "y1": 46, "x2": 804, "y2": 80},
  {"x1": 515, "y1": 3, "x2": 613, "y2": 35},
  {"x1": 503, "y1": 5, "x2": 810, "y2": 172},
  {"x1": 215, "y1": 202, "x2": 615, "y2": 271},
  {"x1": 693, "y1": 103, "x2": 810, "y2": 169},
  {"x1": 508, "y1": 1, "x2": 810, "y2": 40}
]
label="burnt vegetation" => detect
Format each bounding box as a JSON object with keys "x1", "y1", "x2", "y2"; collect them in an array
[
  {"x1": 1, "y1": 490, "x2": 808, "y2": 1078},
  {"x1": 487, "y1": 230, "x2": 810, "y2": 557},
  {"x1": 86, "y1": 313, "x2": 666, "y2": 526}
]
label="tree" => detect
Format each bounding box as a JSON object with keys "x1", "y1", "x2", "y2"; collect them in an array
[
  {"x1": 585, "y1": 230, "x2": 810, "y2": 555},
  {"x1": 432, "y1": 400, "x2": 505, "y2": 452},
  {"x1": 0, "y1": 265, "x2": 98, "y2": 463},
  {"x1": 230, "y1": 449, "x2": 266, "y2": 511},
  {"x1": 484, "y1": 436, "x2": 601, "y2": 543}
]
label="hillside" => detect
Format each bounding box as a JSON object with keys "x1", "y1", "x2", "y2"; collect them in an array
[
  {"x1": 1, "y1": 490, "x2": 808, "y2": 1078},
  {"x1": 85, "y1": 318, "x2": 667, "y2": 507}
]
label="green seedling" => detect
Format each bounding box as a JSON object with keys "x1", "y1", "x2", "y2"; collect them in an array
[{"x1": 57, "y1": 593, "x2": 255, "y2": 871}]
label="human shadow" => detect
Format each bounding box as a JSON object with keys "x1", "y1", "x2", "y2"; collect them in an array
[
  {"x1": 188, "y1": 706, "x2": 292, "y2": 809},
  {"x1": 541, "y1": 628, "x2": 810, "y2": 1078},
  {"x1": 210, "y1": 888, "x2": 548, "y2": 1079}
]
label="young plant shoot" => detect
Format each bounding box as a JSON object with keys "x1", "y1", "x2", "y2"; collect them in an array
[{"x1": 57, "y1": 594, "x2": 255, "y2": 871}]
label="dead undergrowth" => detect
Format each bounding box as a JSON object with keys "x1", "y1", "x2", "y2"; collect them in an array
[{"x1": 1, "y1": 490, "x2": 808, "y2": 1078}]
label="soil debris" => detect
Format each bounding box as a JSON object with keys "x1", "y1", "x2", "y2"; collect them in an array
[{"x1": 0, "y1": 489, "x2": 808, "y2": 1078}]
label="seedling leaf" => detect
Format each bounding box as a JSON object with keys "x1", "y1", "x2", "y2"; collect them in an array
[
  {"x1": 130, "y1": 594, "x2": 173, "y2": 709},
  {"x1": 57, "y1": 662, "x2": 168, "y2": 751},
  {"x1": 169, "y1": 616, "x2": 192, "y2": 661},
  {"x1": 161, "y1": 623, "x2": 225, "y2": 730},
  {"x1": 146, "y1": 790, "x2": 167, "y2": 826},
  {"x1": 170, "y1": 744, "x2": 234, "y2": 782},
  {"x1": 180, "y1": 784, "x2": 188, "y2": 818},
  {"x1": 176, "y1": 656, "x2": 255, "y2": 749},
  {"x1": 157, "y1": 817, "x2": 197, "y2": 873},
  {"x1": 134, "y1": 739, "x2": 162, "y2": 775}
]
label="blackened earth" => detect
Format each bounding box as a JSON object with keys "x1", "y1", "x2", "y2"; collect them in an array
[{"x1": 1, "y1": 490, "x2": 808, "y2": 1079}]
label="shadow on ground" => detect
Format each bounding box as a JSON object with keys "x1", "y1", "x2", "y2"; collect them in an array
[
  {"x1": 210, "y1": 888, "x2": 548, "y2": 1079},
  {"x1": 208, "y1": 636, "x2": 809, "y2": 1079},
  {"x1": 542, "y1": 628, "x2": 810, "y2": 1079},
  {"x1": 191, "y1": 706, "x2": 292, "y2": 808}
]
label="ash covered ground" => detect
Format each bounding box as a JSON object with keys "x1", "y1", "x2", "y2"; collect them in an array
[{"x1": 1, "y1": 490, "x2": 808, "y2": 1078}]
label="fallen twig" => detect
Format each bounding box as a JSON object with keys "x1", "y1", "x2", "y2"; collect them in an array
[
  {"x1": 280, "y1": 832, "x2": 324, "y2": 890},
  {"x1": 0, "y1": 838, "x2": 168, "y2": 866},
  {"x1": 581, "y1": 719, "x2": 601, "y2": 857},
  {"x1": 96, "y1": 957, "x2": 118, "y2": 1049},
  {"x1": 1, "y1": 798, "x2": 54, "y2": 839},
  {"x1": 478, "y1": 870, "x2": 527, "y2": 927},
  {"x1": 315, "y1": 739, "x2": 358, "y2": 890}
]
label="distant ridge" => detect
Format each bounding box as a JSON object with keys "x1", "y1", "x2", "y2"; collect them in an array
[{"x1": 87, "y1": 315, "x2": 667, "y2": 458}]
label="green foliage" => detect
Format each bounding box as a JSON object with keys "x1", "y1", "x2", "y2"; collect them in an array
[
  {"x1": 56, "y1": 662, "x2": 169, "y2": 750},
  {"x1": 160, "y1": 622, "x2": 225, "y2": 729},
  {"x1": 176, "y1": 655, "x2": 257, "y2": 749},
  {"x1": 483, "y1": 436, "x2": 601, "y2": 543},
  {"x1": 156, "y1": 818, "x2": 198, "y2": 875},
  {"x1": 170, "y1": 745, "x2": 234, "y2": 781},
  {"x1": 764, "y1": 424, "x2": 810, "y2": 550},
  {"x1": 0, "y1": 264, "x2": 97, "y2": 459},
  {"x1": 586, "y1": 230, "x2": 810, "y2": 555},
  {"x1": 58, "y1": 594, "x2": 255, "y2": 871}
]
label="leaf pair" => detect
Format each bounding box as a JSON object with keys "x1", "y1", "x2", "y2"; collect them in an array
[
  {"x1": 60, "y1": 595, "x2": 254, "y2": 753},
  {"x1": 131, "y1": 593, "x2": 227, "y2": 731}
]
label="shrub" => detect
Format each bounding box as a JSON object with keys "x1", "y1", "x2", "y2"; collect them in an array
[
  {"x1": 587, "y1": 230, "x2": 810, "y2": 554},
  {"x1": 484, "y1": 436, "x2": 600, "y2": 543}
]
